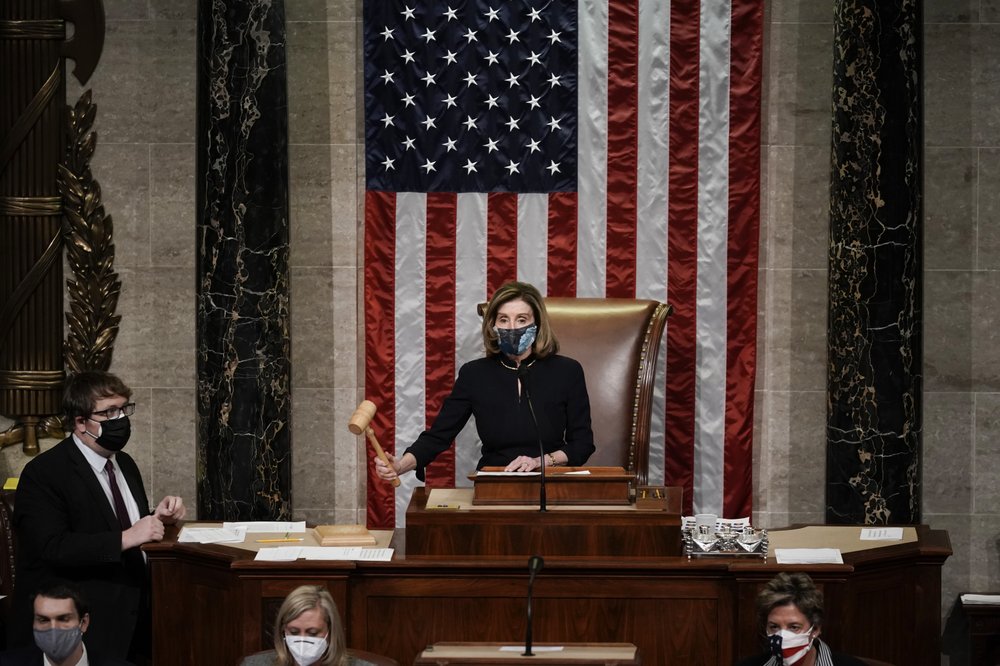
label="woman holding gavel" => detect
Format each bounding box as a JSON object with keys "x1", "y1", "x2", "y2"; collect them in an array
[{"x1": 374, "y1": 281, "x2": 595, "y2": 482}]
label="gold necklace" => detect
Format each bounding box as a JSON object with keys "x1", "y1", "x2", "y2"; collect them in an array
[{"x1": 498, "y1": 357, "x2": 536, "y2": 371}]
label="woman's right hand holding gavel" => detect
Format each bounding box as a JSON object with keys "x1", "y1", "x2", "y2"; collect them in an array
[{"x1": 374, "y1": 451, "x2": 417, "y2": 481}]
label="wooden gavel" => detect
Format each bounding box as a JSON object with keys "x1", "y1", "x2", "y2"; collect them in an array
[{"x1": 348, "y1": 400, "x2": 400, "y2": 487}]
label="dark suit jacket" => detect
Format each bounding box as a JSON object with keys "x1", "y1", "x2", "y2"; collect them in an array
[
  {"x1": 10, "y1": 436, "x2": 151, "y2": 660},
  {"x1": 0, "y1": 644, "x2": 134, "y2": 666}
]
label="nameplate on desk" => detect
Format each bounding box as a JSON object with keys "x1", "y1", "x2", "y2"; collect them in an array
[
  {"x1": 427, "y1": 501, "x2": 462, "y2": 510},
  {"x1": 860, "y1": 527, "x2": 903, "y2": 540}
]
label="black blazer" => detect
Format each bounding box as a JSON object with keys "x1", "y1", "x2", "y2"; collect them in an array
[
  {"x1": 0, "y1": 644, "x2": 134, "y2": 666},
  {"x1": 10, "y1": 436, "x2": 151, "y2": 660}
]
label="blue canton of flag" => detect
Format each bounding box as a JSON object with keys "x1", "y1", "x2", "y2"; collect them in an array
[{"x1": 364, "y1": 0, "x2": 578, "y2": 193}]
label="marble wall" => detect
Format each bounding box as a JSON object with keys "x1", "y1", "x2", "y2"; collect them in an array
[
  {"x1": 921, "y1": 0, "x2": 1000, "y2": 639},
  {"x1": 0, "y1": 0, "x2": 996, "y2": 657},
  {"x1": 759, "y1": 0, "x2": 1000, "y2": 657}
]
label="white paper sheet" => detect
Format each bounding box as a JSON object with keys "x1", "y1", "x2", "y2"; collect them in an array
[
  {"x1": 178, "y1": 526, "x2": 246, "y2": 544},
  {"x1": 253, "y1": 546, "x2": 394, "y2": 562},
  {"x1": 774, "y1": 548, "x2": 843, "y2": 564},
  {"x1": 860, "y1": 527, "x2": 903, "y2": 541},
  {"x1": 499, "y1": 646, "x2": 564, "y2": 652},
  {"x1": 223, "y1": 521, "x2": 307, "y2": 533},
  {"x1": 254, "y1": 547, "x2": 301, "y2": 561},
  {"x1": 299, "y1": 547, "x2": 394, "y2": 561},
  {"x1": 961, "y1": 594, "x2": 1000, "y2": 605}
]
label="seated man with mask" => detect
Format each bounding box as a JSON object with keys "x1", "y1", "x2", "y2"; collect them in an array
[
  {"x1": 10, "y1": 371, "x2": 186, "y2": 663},
  {"x1": 0, "y1": 582, "x2": 133, "y2": 665}
]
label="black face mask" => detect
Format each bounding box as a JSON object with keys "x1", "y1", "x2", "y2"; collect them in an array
[{"x1": 86, "y1": 416, "x2": 131, "y2": 452}]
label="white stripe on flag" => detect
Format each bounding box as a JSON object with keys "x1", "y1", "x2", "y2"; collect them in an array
[
  {"x1": 576, "y1": 0, "x2": 609, "y2": 298},
  {"x1": 454, "y1": 194, "x2": 489, "y2": 486},
  {"x1": 394, "y1": 193, "x2": 427, "y2": 523},
  {"x1": 693, "y1": 0, "x2": 732, "y2": 515},
  {"x1": 517, "y1": 194, "x2": 550, "y2": 290},
  {"x1": 636, "y1": 0, "x2": 671, "y2": 303},
  {"x1": 637, "y1": 0, "x2": 672, "y2": 482}
]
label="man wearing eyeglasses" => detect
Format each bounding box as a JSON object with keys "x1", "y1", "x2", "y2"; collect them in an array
[{"x1": 10, "y1": 371, "x2": 186, "y2": 665}]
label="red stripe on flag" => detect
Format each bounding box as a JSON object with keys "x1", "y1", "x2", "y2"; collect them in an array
[
  {"x1": 364, "y1": 191, "x2": 397, "y2": 528},
  {"x1": 723, "y1": 0, "x2": 763, "y2": 518},
  {"x1": 424, "y1": 194, "x2": 458, "y2": 488},
  {"x1": 605, "y1": 0, "x2": 639, "y2": 297},
  {"x1": 547, "y1": 193, "x2": 578, "y2": 296},
  {"x1": 664, "y1": 0, "x2": 701, "y2": 515},
  {"x1": 486, "y1": 192, "x2": 518, "y2": 293}
]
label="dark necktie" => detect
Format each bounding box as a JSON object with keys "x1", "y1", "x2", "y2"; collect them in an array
[{"x1": 104, "y1": 459, "x2": 133, "y2": 531}]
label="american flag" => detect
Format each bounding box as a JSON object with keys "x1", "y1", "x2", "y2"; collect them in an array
[{"x1": 362, "y1": 0, "x2": 762, "y2": 528}]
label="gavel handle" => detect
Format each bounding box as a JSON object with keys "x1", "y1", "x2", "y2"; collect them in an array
[{"x1": 365, "y1": 427, "x2": 401, "y2": 488}]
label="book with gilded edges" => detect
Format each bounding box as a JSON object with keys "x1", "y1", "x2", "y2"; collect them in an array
[{"x1": 313, "y1": 524, "x2": 377, "y2": 546}]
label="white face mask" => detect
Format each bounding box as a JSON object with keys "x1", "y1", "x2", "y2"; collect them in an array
[
  {"x1": 284, "y1": 635, "x2": 329, "y2": 666},
  {"x1": 768, "y1": 627, "x2": 814, "y2": 666}
]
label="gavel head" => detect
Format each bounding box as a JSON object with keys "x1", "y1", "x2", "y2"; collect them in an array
[{"x1": 348, "y1": 400, "x2": 377, "y2": 435}]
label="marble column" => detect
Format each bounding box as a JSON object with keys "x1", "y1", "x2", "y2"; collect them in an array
[
  {"x1": 827, "y1": 0, "x2": 922, "y2": 524},
  {"x1": 195, "y1": 0, "x2": 291, "y2": 520}
]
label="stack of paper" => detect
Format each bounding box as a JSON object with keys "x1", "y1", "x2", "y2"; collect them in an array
[{"x1": 961, "y1": 594, "x2": 1000, "y2": 605}]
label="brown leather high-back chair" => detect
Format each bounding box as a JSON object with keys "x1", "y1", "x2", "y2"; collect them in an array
[
  {"x1": 483, "y1": 297, "x2": 671, "y2": 486},
  {"x1": 544, "y1": 298, "x2": 670, "y2": 486}
]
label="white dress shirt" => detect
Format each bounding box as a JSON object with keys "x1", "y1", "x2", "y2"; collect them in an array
[{"x1": 72, "y1": 433, "x2": 142, "y2": 527}]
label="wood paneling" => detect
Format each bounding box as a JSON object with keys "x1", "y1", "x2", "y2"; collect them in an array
[{"x1": 145, "y1": 526, "x2": 950, "y2": 665}]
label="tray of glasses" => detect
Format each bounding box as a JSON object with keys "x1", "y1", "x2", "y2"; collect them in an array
[{"x1": 682, "y1": 525, "x2": 768, "y2": 559}]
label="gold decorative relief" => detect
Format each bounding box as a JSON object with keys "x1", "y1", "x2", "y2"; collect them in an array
[{"x1": 57, "y1": 90, "x2": 121, "y2": 374}]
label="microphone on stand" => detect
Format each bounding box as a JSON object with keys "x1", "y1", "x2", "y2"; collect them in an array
[
  {"x1": 522, "y1": 555, "x2": 545, "y2": 656},
  {"x1": 517, "y1": 363, "x2": 547, "y2": 512}
]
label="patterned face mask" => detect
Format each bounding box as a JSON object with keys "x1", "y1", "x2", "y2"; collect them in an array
[
  {"x1": 768, "y1": 627, "x2": 814, "y2": 666},
  {"x1": 495, "y1": 323, "x2": 537, "y2": 356}
]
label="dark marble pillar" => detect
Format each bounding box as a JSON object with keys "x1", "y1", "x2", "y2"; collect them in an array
[
  {"x1": 826, "y1": 0, "x2": 922, "y2": 524},
  {"x1": 195, "y1": 0, "x2": 291, "y2": 520}
]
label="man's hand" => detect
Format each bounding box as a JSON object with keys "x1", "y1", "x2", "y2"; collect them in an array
[
  {"x1": 122, "y1": 515, "x2": 165, "y2": 551},
  {"x1": 154, "y1": 495, "x2": 186, "y2": 524}
]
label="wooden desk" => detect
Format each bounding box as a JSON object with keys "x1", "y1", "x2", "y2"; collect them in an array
[
  {"x1": 406, "y1": 487, "x2": 682, "y2": 558},
  {"x1": 470, "y1": 467, "x2": 633, "y2": 505},
  {"x1": 961, "y1": 597, "x2": 1000, "y2": 665},
  {"x1": 145, "y1": 524, "x2": 950, "y2": 665},
  {"x1": 414, "y1": 642, "x2": 641, "y2": 665}
]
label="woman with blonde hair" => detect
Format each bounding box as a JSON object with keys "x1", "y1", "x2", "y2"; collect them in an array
[
  {"x1": 240, "y1": 585, "x2": 378, "y2": 666},
  {"x1": 374, "y1": 280, "x2": 595, "y2": 482}
]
